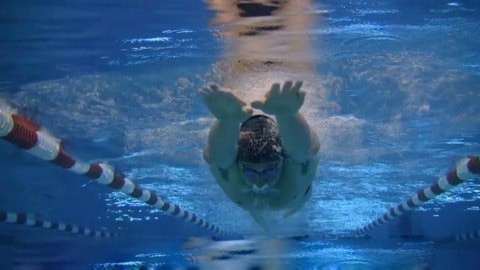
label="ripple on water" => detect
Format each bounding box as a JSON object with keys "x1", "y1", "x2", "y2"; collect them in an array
[
  {"x1": 319, "y1": 259, "x2": 380, "y2": 270},
  {"x1": 341, "y1": 35, "x2": 399, "y2": 48}
]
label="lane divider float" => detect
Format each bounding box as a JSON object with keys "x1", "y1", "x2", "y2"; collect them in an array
[
  {"x1": 439, "y1": 229, "x2": 480, "y2": 242},
  {"x1": 452, "y1": 228, "x2": 480, "y2": 242},
  {"x1": 356, "y1": 156, "x2": 480, "y2": 235},
  {"x1": 437, "y1": 228, "x2": 480, "y2": 245},
  {"x1": 0, "y1": 110, "x2": 231, "y2": 237},
  {"x1": 0, "y1": 211, "x2": 118, "y2": 238}
]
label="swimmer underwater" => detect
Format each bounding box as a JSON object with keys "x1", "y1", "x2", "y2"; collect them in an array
[{"x1": 200, "y1": 81, "x2": 320, "y2": 230}]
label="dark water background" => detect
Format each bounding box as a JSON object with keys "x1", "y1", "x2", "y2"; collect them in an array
[{"x1": 1, "y1": 0, "x2": 479, "y2": 269}]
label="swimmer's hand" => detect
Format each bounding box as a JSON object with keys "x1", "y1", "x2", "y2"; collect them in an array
[
  {"x1": 200, "y1": 84, "x2": 253, "y2": 121},
  {"x1": 251, "y1": 81, "x2": 306, "y2": 116}
]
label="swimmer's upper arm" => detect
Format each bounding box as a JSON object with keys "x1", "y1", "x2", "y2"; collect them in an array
[
  {"x1": 202, "y1": 147, "x2": 212, "y2": 164},
  {"x1": 203, "y1": 119, "x2": 241, "y2": 169},
  {"x1": 207, "y1": 163, "x2": 229, "y2": 183},
  {"x1": 203, "y1": 144, "x2": 237, "y2": 169},
  {"x1": 276, "y1": 112, "x2": 320, "y2": 163}
]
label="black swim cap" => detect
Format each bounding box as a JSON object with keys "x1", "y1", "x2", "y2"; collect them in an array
[{"x1": 237, "y1": 115, "x2": 283, "y2": 163}]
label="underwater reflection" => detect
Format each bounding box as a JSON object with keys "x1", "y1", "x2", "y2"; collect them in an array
[
  {"x1": 183, "y1": 236, "x2": 293, "y2": 269},
  {"x1": 205, "y1": 0, "x2": 321, "y2": 102}
]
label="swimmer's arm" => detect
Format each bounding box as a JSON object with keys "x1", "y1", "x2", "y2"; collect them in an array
[
  {"x1": 200, "y1": 84, "x2": 252, "y2": 169},
  {"x1": 204, "y1": 120, "x2": 242, "y2": 169},
  {"x1": 283, "y1": 187, "x2": 312, "y2": 218},
  {"x1": 276, "y1": 112, "x2": 319, "y2": 163}
]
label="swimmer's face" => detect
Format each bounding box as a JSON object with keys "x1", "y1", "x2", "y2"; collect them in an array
[{"x1": 239, "y1": 158, "x2": 283, "y2": 193}]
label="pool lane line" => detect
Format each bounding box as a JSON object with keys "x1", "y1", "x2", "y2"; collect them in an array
[
  {"x1": 436, "y1": 228, "x2": 480, "y2": 245},
  {"x1": 453, "y1": 228, "x2": 480, "y2": 242},
  {"x1": 0, "y1": 111, "x2": 232, "y2": 238},
  {"x1": 435, "y1": 226, "x2": 480, "y2": 246},
  {"x1": 0, "y1": 211, "x2": 118, "y2": 238},
  {"x1": 355, "y1": 156, "x2": 480, "y2": 235}
]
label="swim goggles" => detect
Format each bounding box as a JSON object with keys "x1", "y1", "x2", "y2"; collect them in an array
[{"x1": 239, "y1": 159, "x2": 282, "y2": 179}]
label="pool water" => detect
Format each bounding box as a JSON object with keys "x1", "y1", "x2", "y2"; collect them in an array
[{"x1": 1, "y1": 0, "x2": 479, "y2": 269}]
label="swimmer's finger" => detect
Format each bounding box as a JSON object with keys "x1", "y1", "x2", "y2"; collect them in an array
[
  {"x1": 201, "y1": 83, "x2": 216, "y2": 93},
  {"x1": 281, "y1": 81, "x2": 293, "y2": 94},
  {"x1": 298, "y1": 91, "x2": 306, "y2": 104},
  {"x1": 210, "y1": 84, "x2": 220, "y2": 92},
  {"x1": 199, "y1": 87, "x2": 210, "y2": 97},
  {"x1": 291, "y1": 81, "x2": 303, "y2": 94},
  {"x1": 268, "y1": 83, "x2": 281, "y2": 98}
]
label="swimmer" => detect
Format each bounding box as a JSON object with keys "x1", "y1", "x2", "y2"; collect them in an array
[{"x1": 200, "y1": 80, "x2": 320, "y2": 230}]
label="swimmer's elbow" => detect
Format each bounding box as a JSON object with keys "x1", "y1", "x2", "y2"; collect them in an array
[
  {"x1": 202, "y1": 148, "x2": 212, "y2": 164},
  {"x1": 309, "y1": 136, "x2": 320, "y2": 154},
  {"x1": 301, "y1": 133, "x2": 320, "y2": 161},
  {"x1": 310, "y1": 130, "x2": 320, "y2": 154}
]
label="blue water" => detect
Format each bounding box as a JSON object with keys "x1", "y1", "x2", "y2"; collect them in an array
[{"x1": 1, "y1": 0, "x2": 480, "y2": 269}]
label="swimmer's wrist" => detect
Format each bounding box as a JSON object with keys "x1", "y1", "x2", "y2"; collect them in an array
[
  {"x1": 216, "y1": 113, "x2": 249, "y2": 123},
  {"x1": 272, "y1": 111, "x2": 300, "y2": 119},
  {"x1": 267, "y1": 105, "x2": 301, "y2": 116},
  {"x1": 217, "y1": 107, "x2": 252, "y2": 122}
]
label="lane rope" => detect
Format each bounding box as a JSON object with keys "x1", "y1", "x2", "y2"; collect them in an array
[
  {"x1": 0, "y1": 110, "x2": 232, "y2": 237},
  {"x1": 452, "y1": 228, "x2": 480, "y2": 242},
  {"x1": 435, "y1": 227, "x2": 480, "y2": 245},
  {"x1": 0, "y1": 211, "x2": 118, "y2": 238},
  {"x1": 355, "y1": 156, "x2": 480, "y2": 235},
  {"x1": 438, "y1": 228, "x2": 480, "y2": 244}
]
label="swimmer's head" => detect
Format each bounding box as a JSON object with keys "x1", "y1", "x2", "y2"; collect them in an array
[
  {"x1": 237, "y1": 115, "x2": 284, "y2": 192},
  {"x1": 237, "y1": 115, "x2": 283, "y2": 164}
]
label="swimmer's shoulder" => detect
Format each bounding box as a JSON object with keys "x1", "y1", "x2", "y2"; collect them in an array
[
  {"x1": 208, "y1": 163, "x2": 255, "y2": 208},
  {"x1": 208, "y1": 162, "x2": 242, "y2": 184},
  {"x1": 282, "y1": 151, "x2": 319, "y2": 179},
  {"x1": 267, "y1": 154, "x2": 318, "y2": 210}
]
